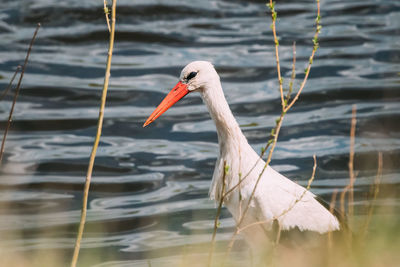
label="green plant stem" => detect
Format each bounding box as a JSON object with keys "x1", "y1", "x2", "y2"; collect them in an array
[
  {"x1": 70, "y1": 1, "x2": 117, "y2": 266},
  {"x1": 283, "y1": 0, "x2": 321, "y2": 112},
  {"x1": 268, "y1": 0, "x2": 285, "y2": 109}
]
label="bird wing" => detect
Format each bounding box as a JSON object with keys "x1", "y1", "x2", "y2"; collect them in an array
[{"x1": 252, "y1": 166, "x2": 340, "y2": 234}]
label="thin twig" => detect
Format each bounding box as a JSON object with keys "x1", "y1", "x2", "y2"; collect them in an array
[
  {"x1": 207, "y1": 161, "x2": 228, "y2": 267},
  {"x1": 236, "y1": 112, "x2": 284, "y2": 224},
  {"x1": 287, "y1": 42, "x2": 296, "y2": 102},
  {"x1": 70, "y1": 1, "x2": 117, "y2": 266},
  {"x1": 0, "y1": 66, "x2": 21, "y2": 101},
  {"x1": 103, "y1": 0, "x2": 111, "y2": 33},
  {"x1": 227, "y1": 0, "x2": 321, "y2": 199},
  {"x1": 223, "y1": 41, "x2": 295, "y2": 197},
  {"x1": 236, "y1": 155, "x2": 317, "y2": 234},
  {"x1": 0, "y1": 24, "x2": 40, "y2": 165},
  {"x1": 223, "y1": 113, "x2": 285, "y2": 262},
  {"x1": 283, "y1": 0, "x2": 321, "y2": 112},
  {"x1": 223, "y1": 141, "x2": 271, "y2": 197},
  {"x1": 223, "y1": 155, "x2": 318, "y2": 264},
  {"x1": 223, "y1": 44, "x2": 296, "y2": 198},
  {"x1": 267, "y1": 0, "x2": 285, "y2": 109},
  {"x1": 223, "y1": 0, "x2": 322, "y2": 258}
]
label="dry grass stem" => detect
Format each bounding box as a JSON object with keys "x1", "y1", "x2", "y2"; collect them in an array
[
  {"x1": 0, "y1": 24, "x2": 40, "y2": 165},
  {"x1": 348, "y1": 105, "x2": 357, "y2": 218},
  {"x1": 70, "y1": 1, "x2": 117, "y2": 266},
  {"x1": 207, "y1": 161, "x2": 228, "y2": 267},
  {"x1": 339, "y1": 186, "x2": 347, "y2": 217},
  {"x1": 0, "y1": 66, "x2": 21, "y2": 101},
  {"x1": 339, "y1": 105, "x2": 357, "y2": 219},
  {"x1": 361, "y1": 152, "x2": 383, "y2": 239}
]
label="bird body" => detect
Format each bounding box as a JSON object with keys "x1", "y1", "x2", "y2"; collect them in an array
[{"x1": 144, "y1": 61, "x2": 340, "y2": 250}]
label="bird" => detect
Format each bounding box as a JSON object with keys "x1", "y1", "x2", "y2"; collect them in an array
[{"x1": 143, "y1": 61, "x2": 340, "y2": 252}]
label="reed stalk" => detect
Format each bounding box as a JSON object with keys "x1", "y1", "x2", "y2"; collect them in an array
[
  {"x1": 340, "y1": 104, "x2": 357, "y2": 240},
  {"x1": 0, "y1": 24, "x2": 40, "y2": 165},
  {"x1": 70, "y1": 1, "x2": 117, "y2": 266},
  {"x1": 348, "y1": 105, "x2": 357, "y2": 218},
  {"x1": 361, "y1": 152, "x2": 383, "y2": 240}
]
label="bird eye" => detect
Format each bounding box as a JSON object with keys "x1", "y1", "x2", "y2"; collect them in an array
[{"x1": 186, "y1": 71, "x2": 197, "y2": 81}]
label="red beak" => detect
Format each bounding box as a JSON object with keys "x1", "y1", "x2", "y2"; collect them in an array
[{"x1": 143, "y1": 81, "x2": 189, "y2": 127}]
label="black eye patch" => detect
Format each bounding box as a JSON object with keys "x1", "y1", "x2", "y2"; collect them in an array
[{"x1": 186, "y1": 71, "x2": 197, "y2": 81}]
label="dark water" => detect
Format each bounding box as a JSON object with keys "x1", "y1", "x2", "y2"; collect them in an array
[{"x1": 0, "y1": 0, "x2": 399, "y2": 266}]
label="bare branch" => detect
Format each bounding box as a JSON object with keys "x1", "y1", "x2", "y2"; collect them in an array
[
  {"x1": 0, "y1": 24, "x2": 40, "y2": 165},
  {"x1": 0, "y1": 66, "x2": 21, "y2": 101},
  {"x1": 286, "y1": 42, "x2": 296, "y2": 102}
]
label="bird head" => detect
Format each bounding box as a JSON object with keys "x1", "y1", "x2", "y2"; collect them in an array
[{"x1": 143, "y1": 61, "x2": 218, "y2": 127}]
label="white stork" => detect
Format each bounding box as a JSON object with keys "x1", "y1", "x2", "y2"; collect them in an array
[{"x1": 143, "y1": 61, "x2": 340, "y2": 251}]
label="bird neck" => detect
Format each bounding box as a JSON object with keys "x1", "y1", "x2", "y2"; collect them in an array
[{"x1": 200, "y1": 81, "x2": 246, "y2": 149}]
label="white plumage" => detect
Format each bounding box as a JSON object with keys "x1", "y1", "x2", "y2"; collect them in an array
[{"x1": 144, "y1": 61, "x2": 340, "y2": 250}]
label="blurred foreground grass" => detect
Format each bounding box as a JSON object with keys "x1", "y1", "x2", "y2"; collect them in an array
[{"x1": 0, "y1": 193, "x2": 399, "y2": 267}]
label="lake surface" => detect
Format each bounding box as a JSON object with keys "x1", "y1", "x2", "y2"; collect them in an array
[{"x1": 0, "y1": 0, "x2": 399, "y2": 266}]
